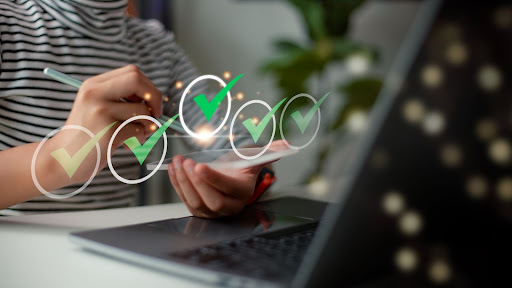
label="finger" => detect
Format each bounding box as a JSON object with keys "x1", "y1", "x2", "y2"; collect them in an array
[
  {"x1": 95, "y1": 71, "x2": 162, "y2": 117},
  {"x1": 168, "y1": 164, "x2": 187, "y2": 206},
  {"x1": 169, "y1": 163, "x2": 209, "y2": 217},
  {"x1": 269, "y1": 139, "x2": 289, "y2": 151},
  {"x1": 173, "y1": 156, "x2": 210, "y2": 215},
  {"x1": 183, "y1": 159, "x2": 245, "y2": 216},
  {"x1": 88, "y1": 65, "x2": 159, "y2": 107},
  {"x1": 87, "y1": 65, "x2": 141, "y2": 84},
  {"x1": 123, "y1": 95, "x2": 144, "y2": 103},
  {"x1": 195, "y1": 163, "x2": 253, "y2": 199}
]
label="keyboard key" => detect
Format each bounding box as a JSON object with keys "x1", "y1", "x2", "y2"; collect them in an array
[{"x1": 170, "y1": 227, "x2": 317, "y2": 280}]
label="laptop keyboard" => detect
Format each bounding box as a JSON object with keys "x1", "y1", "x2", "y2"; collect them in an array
[{"x1": 170, "y1": 227, "x2": 317, "y2": 281}]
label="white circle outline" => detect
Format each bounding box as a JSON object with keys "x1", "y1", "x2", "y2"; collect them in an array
[
  {"x1": 107, "y1": 115, "x2": 167, "y2": 185},
  {"x1": 31, "y1": 125, "x2": 100, "y2": 199},
  {"x1": 179, "y1": 75, "x2": 231, "y2": 139},
  {"x1": 230, "y1": 100, "x2": 276, "y2": 160},
  {"x1": 280, "y1": 93, "x2": 321, "y2": 150}
]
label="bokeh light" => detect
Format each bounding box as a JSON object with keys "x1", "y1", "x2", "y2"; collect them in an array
[
  {"x1": 143, "y1": 92, "x2": 151, "y2": 101},
  {"x1": 441, "y1": 144, "x2": 463, "y2": 168},
  {"x1": 399, "y1": 210, "x2": 423, "y2": 236},
  {"x1": 494, "y1": 6, "x2": 512, "y2": 29},
  {"x1": 307, "y1": 176, "x2": 330, "y2": 197},
  {"x1": 238, "y1": 113, "x2": 244, "y2": 120},
  {"x1": 347, "y1": 111, "x2": 367, "y2": 133},
  {"x1": 346, "y1": 54, "x2": 370, "y2": 75},
  {"x1": 149, "y1": 123, "x2": 157, "y2": 132},
  {"x1": 402, "y1": 98, "x2": 426, "y2": 124},
  {"x1": 395, "y1": 247, "x2": 418, "y2": 273},
  {"x1": 466, "y1": 175, "x2": 488, "y2": 199},
  {"x1": 496, "y1": 177, "x2": 512, "y2": 202},
  {"x1": 175, "y1": 81, "x2": 183, "y2": 89},
  {"x1": 488, "y1": 138, "x2": 511, "y2": 165},
  {"x1": 236, "y1": 92, "x2": 244, "y2": 100},
  {"x1": 477, "y1": 65, "x2": 502, "y2": 92},
  {"x1": 382, "y1": 191, "x2": 405, "y2": 216},
  {"x1": 475, "y1": 118, "x2": 497, "y2": 141},
  {"x1": 223, "y1": 71, "x2": 231, "y2": 79},
  {"x1": 421, "y1": 64, "x2": 443, "y2": 88},
  {"x1": 422, "y1": 111, "x2": 446, "y2": 135},
  {"x1": 428, "y1": 259, "x2": 452, "y2": 284},
  {"x1": 163, "y1": 96, "x2": 170, "y2": 103},
  {"x1": 194, "y1": 124, "x2": 214, "y2": 146},
  {"x1": 251, "y1": 117, "x2": 259, "y2": 125},
  {"x1": 445, "y1": 42, "x2": 468, "y2": 65}
]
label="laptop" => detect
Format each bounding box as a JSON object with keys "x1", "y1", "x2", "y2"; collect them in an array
[{"x1": 71, "y1": 1, "x2": 511, "y2": 287}]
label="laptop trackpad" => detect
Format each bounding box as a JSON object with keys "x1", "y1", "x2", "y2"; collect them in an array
[
  {"x1": 72, "y1": 206, "x2": 315, "y2": 256},
  {"x1": 147, "y1": 207, "x2": 314, "y2": 244}
]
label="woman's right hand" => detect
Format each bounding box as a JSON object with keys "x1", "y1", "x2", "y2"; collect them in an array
[{"x1": 41, "y1": 65, "x2": 163, "y2": 186}]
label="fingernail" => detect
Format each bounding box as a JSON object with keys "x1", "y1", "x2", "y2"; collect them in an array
[
  {"x1": 185, "y1": 161, "x2": 194, "y2": 174},
  {"x1": 174, "y1": 158, "x2": 182, "y2": 170},
  {"x1": 197, "y1": 165, "x2": 208, "y2": 178},
  {"x1": 169, "y1": 166, "x2": 175, "y2": 175}
]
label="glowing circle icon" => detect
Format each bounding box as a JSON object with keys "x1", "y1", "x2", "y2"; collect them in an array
[
  {"x1": 179, "y1": 75, "x2": 232, "y2": 139},
  {"x1": 280, "y1": 93, "x2": 321, "y2": 150},
  {"x1": 31, "y1": 125, "x2": 100, "y2": 199},
  {"x1": 230, "y1": 100, "x2": 276, "y2": 160},
  {"x1": 107, "y1": 115, "x2": 167, "y2": 184}
]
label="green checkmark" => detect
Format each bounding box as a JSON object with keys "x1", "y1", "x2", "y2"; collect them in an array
[
  {"x1": 242, "y1": 98, "x2": 287, "y2": 143},
  {"x1": 291, "y1": 92, "x2": 330, "y2": 134},
  {"x1": 193, "y1": 74, "x2": 243, "y2": 122},
  {"x1": 124, "y1": 114, "x2": 179, "y2": 165},
  {"x1": 51, "y1": 121, "x2": 117, "y2": 178}
]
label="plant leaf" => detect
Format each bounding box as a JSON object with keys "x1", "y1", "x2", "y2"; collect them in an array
[
  {"x1": 288, "y1": 0, "x2": 326, "y2": 40},
  {"x1": 273, "y1": 39, "x2": 306, "y2": 53}
]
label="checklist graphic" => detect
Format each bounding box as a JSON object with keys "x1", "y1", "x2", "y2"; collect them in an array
[{"x1": 33, "y1": 71, "x2": 330, "y2": 198}]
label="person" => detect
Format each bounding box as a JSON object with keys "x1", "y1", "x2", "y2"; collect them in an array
[{"x1": 0, "y1": 0, "x2": 275, "y2": 217}]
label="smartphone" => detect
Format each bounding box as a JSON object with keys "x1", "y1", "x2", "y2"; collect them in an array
[{"x1": 146, "y1": 147, "x2": 297, "y2": 170}]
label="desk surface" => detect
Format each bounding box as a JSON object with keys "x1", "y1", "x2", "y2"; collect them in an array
[{"x1": 0, "y1": 203, "x2": 211, "y2": 288}]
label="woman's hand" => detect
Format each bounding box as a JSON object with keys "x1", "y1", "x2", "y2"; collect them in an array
[
  {"x1": 0, "y1": 65, "x2": 163, "y2": 208},
  {"x1": 168, "y1": 140, "x2": 287, "y2": 218},
  {"x1": 44, "y1": 65, "x2": 162, "y2": 185}
]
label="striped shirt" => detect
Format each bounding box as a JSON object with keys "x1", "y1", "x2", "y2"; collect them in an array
[{"x1": 0, "y1": 0, "x2": 251, "y2": 215}]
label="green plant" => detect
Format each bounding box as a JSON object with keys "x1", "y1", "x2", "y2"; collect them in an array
[{"x1": 260, "y1": 0, "x2": 382, "y2": 182}]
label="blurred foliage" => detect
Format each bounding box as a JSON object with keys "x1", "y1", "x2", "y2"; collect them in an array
[{"x1": 260, "y1": 0, "x2": 382, "y2": 181}]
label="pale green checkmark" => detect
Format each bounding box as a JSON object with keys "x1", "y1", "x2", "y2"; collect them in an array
[
  {"x1": 51, "y1": 121, "x2": 117, "y2": 178},
  {"x1": 242, "y1": 98, "x2": 287, "y2": 143},
  {"x1": 291, "y1": 92, "x2": 331, "y2": 134},
  {"x1": 124, "y1": 114, "x2": 179, "y2": 165},
  {"x1": 193, "y1": 74, "x2": 243, "y2": 121}
]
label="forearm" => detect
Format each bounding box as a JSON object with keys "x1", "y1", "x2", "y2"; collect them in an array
[{"x1": 0, "y1": 141, "x2": 71, "y2": 209}]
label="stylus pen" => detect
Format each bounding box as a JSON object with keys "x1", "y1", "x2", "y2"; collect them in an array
[{"x1": 43, "y1": 67, "x2": 186, "y2": 133}]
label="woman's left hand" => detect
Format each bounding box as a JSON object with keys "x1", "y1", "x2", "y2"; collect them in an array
[{"x1": 168, "y1": 140, "x2": 286, "y2": 218}]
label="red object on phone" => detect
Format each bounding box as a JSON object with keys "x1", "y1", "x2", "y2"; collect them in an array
[{"x1": 247, "y1": 170, "x2": 276, "y2": 205}]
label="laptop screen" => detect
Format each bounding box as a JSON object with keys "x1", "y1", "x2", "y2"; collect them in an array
[{"x1": 300, "y1": 1, "x2": 511, "y2": 287}]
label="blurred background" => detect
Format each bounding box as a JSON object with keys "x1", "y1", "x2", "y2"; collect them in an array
[{"x1": 129, "y1": 0, "x2": 421, "y2": 205}]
